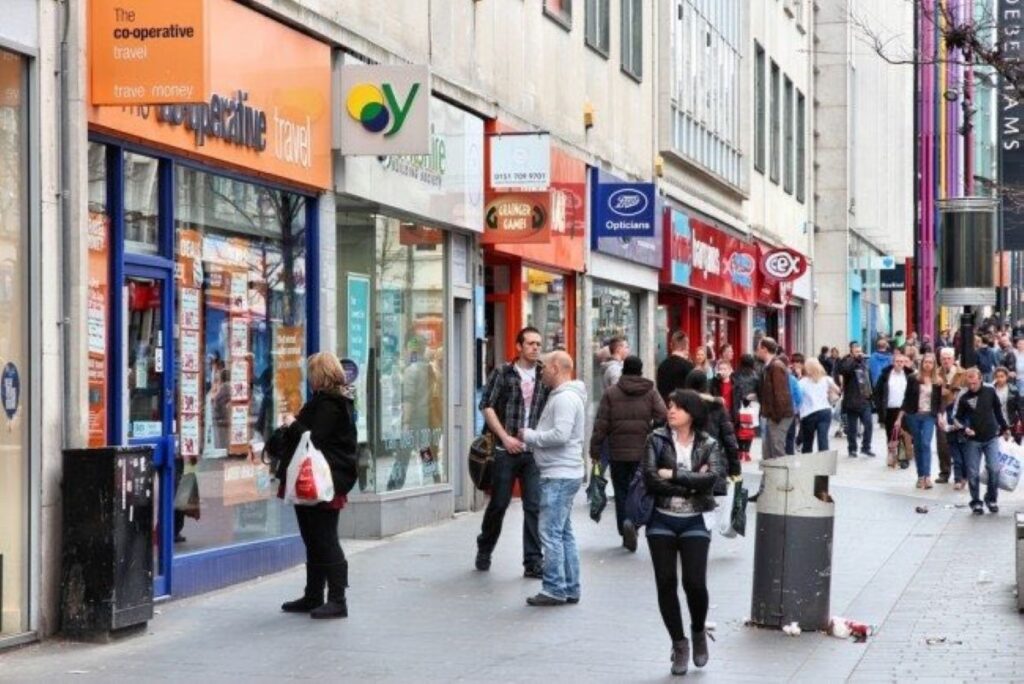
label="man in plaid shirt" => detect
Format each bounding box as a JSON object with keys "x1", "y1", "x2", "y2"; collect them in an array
[{"x1": 476, "y1": 326, "x2": 550, "y2": 578}]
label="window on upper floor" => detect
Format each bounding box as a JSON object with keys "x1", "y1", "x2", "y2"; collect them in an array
[
  {"x1": 754, "y1": 41, "x2": 766, "y2": 173},
  {"x1": 621, "y1": 0, "x2": 642, "y2": 80},
  {"x1": 770, "y1": 60, "x2": 780, "y2": 184},
  {"x1": 585, "y1": 0, "x2": 610, "y2": 55},
  {"x1": 796, "y1": 89, "x2": 806, "y2": 203},
  {"x1": 544, "y1": 0, "x2": 573, "y2": 29},
  {"x1": 784, "y1": 75, "x2": 794, "y2": 194}
]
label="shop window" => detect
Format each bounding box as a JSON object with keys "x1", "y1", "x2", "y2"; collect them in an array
[
  {"x1": 591, "y1": 283, "x2": 639, "y2": 406},
  {"x1": 0, "y1": 46, "x2": 28, "y2": 636},
  {"x1": 124, "y1": 152, "x2": 160, "y2": 254},
  {"x1": 171, "y1": 166, "x2": 307, "y2": 553},
  {"x1": 585, "y1": 0, "x2": 610, "y2": 56},
  {"x1": 336, "y1": 215, "x2": 448, "y2": 494},
  {"x1": 524, "y1": 267, "x2": 567, "y2": 352}
]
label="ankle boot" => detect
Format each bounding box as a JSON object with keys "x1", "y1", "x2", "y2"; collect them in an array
[
  {"x1": 691, "y1": 628, "x2": 710, "y2": 667},
  {"x1": 281, "y1": 564, "x2": 325, "y2": 612},
  {"x1": 670, "y1": 638, "x2": 689, "y2": 676},
  {"x1": 311, "y1": 561, "x2": 348, "y2": 619}
]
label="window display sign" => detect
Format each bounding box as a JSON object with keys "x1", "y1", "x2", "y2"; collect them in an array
[
  {"x1": 347, "y1": 274, "x2": 370, "y2": 439},
  {"x1": 335, "y1": 64, "x2": 431, "y2": 156},
  {"x1": 489, "y1": 133, "x2": 551, "y2": 189},
  {"x1": 88, "y1": 212, "x2": 110, "y2": 446},
  {"x1": 89, "y1": 0, "x2": 209, "y2": 105},
  {"x1": 593, "y1": 182, "x2": 656, "y2": 238},
  {"x1": 481, "y1": 191, "x2": 551, "y2": 244}
]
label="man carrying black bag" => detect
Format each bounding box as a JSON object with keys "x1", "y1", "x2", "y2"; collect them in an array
[{"x1": 475, "y1": 327, "x2": 551, "y2": 578}]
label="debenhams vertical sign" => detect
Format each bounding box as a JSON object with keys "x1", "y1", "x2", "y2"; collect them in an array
[{"x1": 1001, "y1": 0, "x2": 1024, "y2": 248}]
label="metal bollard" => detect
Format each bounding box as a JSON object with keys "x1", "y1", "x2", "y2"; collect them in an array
[{"x1": 750, "y1": 450, "x2": 838, "y2": 631}]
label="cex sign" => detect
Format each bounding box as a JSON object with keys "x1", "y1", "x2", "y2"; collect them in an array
[
  {"x1": 335, "y1": 63, "x2": 431, "y2": 156},
  {"x1": 759, "y1": 247, "x2": 808, "y2": 282}
]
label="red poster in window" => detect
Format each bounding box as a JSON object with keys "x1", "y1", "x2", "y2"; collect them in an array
[
  {"x1": 687, "y1": 219, "x2": 757, "y2": 306},
  {"x1": 87, "y1": 212, "x2": 109, "y2": 447}
]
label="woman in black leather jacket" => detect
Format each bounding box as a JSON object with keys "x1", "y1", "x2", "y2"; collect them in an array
[{"x1": 642, "y1": 389, "x2": 727, "y2": 676}]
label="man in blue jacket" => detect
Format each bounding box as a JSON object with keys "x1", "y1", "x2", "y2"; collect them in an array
[{"x1": 868, "y1": 339, "x2": 893, "y2": 387}]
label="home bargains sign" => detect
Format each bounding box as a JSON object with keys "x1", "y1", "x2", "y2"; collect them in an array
[{"x1": 686, "y1": 215, "x2": 756, "y2": 305}]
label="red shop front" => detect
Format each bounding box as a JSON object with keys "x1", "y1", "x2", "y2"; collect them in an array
[
  {"x1": 658, "y1": 206, "x2": 756, "y2": 360},
  {"x1": 482, "y1": 124, "x2": 586, "y2": 371}
]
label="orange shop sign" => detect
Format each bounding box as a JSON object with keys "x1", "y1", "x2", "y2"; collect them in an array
[
  {"x1": 88, "y1": 0, "x2": 331, "y2": 190},
  {"x1": 90, "y1": 0, "x2": 209, "y2": 105},
  {"x1": 482, "y1": 192, "x2": 551, "y2": 245}
]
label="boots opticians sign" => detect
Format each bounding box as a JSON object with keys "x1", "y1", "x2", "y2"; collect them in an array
[
  {"x1": 90, "y1": 0, "x2": 210, "y2": 105},
  {"x1": 336, "y1": 64, "x2": 431, "y2": 156}
]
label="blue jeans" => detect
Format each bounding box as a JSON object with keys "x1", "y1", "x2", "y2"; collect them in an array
[
  {"x1": 965, "y1": 438, "x2": 1001, "y2": 505},
  {"x1": 800, "y1": 409, "x2": 832, "y2": 453},
  {"x1": 539, "y1": 477, "x2": 582, "y2": 600},
  {"x1": 844, "y1": 404, "x2": 873, "y2": 454},
  {"x1": 905, "y1": 413, "x2": 936, "y2": 478},
  {"x1": 948, "y1": 432, "x2": 969, "y2": 482}
]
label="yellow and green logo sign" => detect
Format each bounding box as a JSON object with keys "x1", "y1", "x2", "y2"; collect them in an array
[{"x1": 346, "y1": 82, "x2": 421, "y2": 136}]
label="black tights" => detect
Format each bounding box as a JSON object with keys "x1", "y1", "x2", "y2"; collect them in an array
[
  {"x1": 647, "y1": 535, "x2": 710, "y2": 642},
  {"x1": 295, "y1": 506, "x2": 346, "y2": 566}
]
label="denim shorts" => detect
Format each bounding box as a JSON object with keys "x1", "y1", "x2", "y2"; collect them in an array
[{"x1": 646, "y1": 510, "x2": 711, "y2": 540}]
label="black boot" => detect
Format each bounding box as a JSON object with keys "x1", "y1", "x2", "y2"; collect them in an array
[
  {"x1": 670, "y1": 638, "x2": 689, "y2": 676},
  {"x1": 281, "y1": 564, "x2": 325, "y2": 613},
  {"x1": 691, "y1": 628, "x2": 710, "y2": 668},
  {"x1": 310, "y1": 561, "x2": 348, "y2": 619}
]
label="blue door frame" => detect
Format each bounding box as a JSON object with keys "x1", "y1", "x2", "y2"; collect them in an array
[{"x1": 98, "y1": 137, "x2": 320, "y2": 599}]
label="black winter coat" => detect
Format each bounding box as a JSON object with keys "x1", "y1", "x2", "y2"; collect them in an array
[
  {"x1": 642, "y1": 428, "x2": 727, "y2": 511},
  {"x1": 590, "y1": 375, "x2": 667, "y2": 463},
  {"x1": 698, "y1": 393, "x2": 740, "y2": 477},
  {"x1": 281, "y1": 391, "x2": 359, "y2": 496}
]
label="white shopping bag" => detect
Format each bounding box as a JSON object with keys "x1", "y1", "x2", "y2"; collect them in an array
[
  {"x1": 718, "y1": 481, "x2": 738, "y2": 539},
  {"x1": 284, "y1": 431, "x2": 335, "y2": 505},
  {"x1": 997, "y1": 440, "x2": 1023, "y2": 493},
  {"x1": 739, "y1": 402, "x2": 760, "y2": 427}
]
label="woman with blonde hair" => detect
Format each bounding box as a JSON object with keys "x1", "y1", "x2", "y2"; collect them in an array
[
  {"x1": 899, "y1": 352, "x2": 942, "y2": 489},
  {"x1": 692, "y1": 346, "x2": 713, "y2": 381},
  {"x1": 277, "y1": 351, "x2": 358, "y2": 618},
  {"x1": 797, "y1": 357, "x2": 839, "y2": 453}
]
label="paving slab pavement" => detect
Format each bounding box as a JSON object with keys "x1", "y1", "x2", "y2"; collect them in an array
[{"x1": 2, "y1": 426, "x2": 1022, "y2": 683}]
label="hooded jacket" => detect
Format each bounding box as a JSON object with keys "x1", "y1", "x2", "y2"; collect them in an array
[
  {"x1": 589, "y1": 375, "x2": 667, "y2": 463},
  {"x1": 642, "y1": 427, "x2": 726, "y2": 513},
  {"x1": 523, "y1": 379, "x2": 587, "y2": 479},
  {"x1": 868, "y1": 349, "x2": 893, "y2": 386}
]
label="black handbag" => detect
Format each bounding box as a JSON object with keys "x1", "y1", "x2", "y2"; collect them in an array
[{"x1": 468, "y1": 432, "x2": 496, "y2": 490}]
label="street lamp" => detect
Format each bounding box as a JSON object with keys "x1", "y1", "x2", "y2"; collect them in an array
[{"x1": 936, "y1": 197, "x2": 997, "y2": 367}]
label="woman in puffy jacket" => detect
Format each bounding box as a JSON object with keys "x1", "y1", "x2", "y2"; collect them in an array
[
  {"x1": 643, "y1": 389, "x2": 727, "y2": 676},
  {"x1": 278, "y1": 352, "x2": 358, "y2": 619}
]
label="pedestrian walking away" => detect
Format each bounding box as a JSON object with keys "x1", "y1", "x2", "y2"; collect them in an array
[
  {"x1": 936, "y1": 348, "x2": 967, "y2": 483},
  {"x1": 868, "y1": 339, "x2": 894, "y2": 387},
  {"x1": 726, "y1": 353, "x2": 760, "y2": 463},
  {"x1": 521, "y1": 351, "x2": 587, "y2": 607},
  {"x1": 276, "y1": 352, "x2": 359, "y2": 619},
  {"x1": 899, "y1": 352, "x2": 942, "y2": 489},
  {"x1": 798, "y1": 357, "x2": 838, "y2": 453},
  {"x1": 589, "y1": 355, "x2": 666, "y2": 553},
  {"x1": 642, "y1": 389, "x2": 727, "y2": 676},
  {"x1": 657, "y1": 331, "x2": 696, "y2": 402},
  {"x1": 754, "y1": 337, "x2": 794, "y2": 465},
  {"x1": 476, "y1": 326, "x2": 550, "y2": 577},
  {"x1": 954, "y1": 368, "x2": 1010, "y2": 514},
  {"x1": 837, "y1": 342, "x2": 875, "y2": 458},
  {"x1": 684, "y1": 369, "x2": 740, "y2": 482}
]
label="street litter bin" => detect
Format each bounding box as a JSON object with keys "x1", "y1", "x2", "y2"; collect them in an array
[
  {"x1": 1016, "y1": 513, "x2": 1024, "y2": 612},
  {"x1": 61, "y1": 446, "x2": 155, "y2": 637},
  {"x1": 750, "y1": 450, "x2": 837, "y2": 631}
]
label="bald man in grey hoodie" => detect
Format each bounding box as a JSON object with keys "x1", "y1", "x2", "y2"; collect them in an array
[{"x1": 519, "y1": 350, "x2": 587, "y2": 607}]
